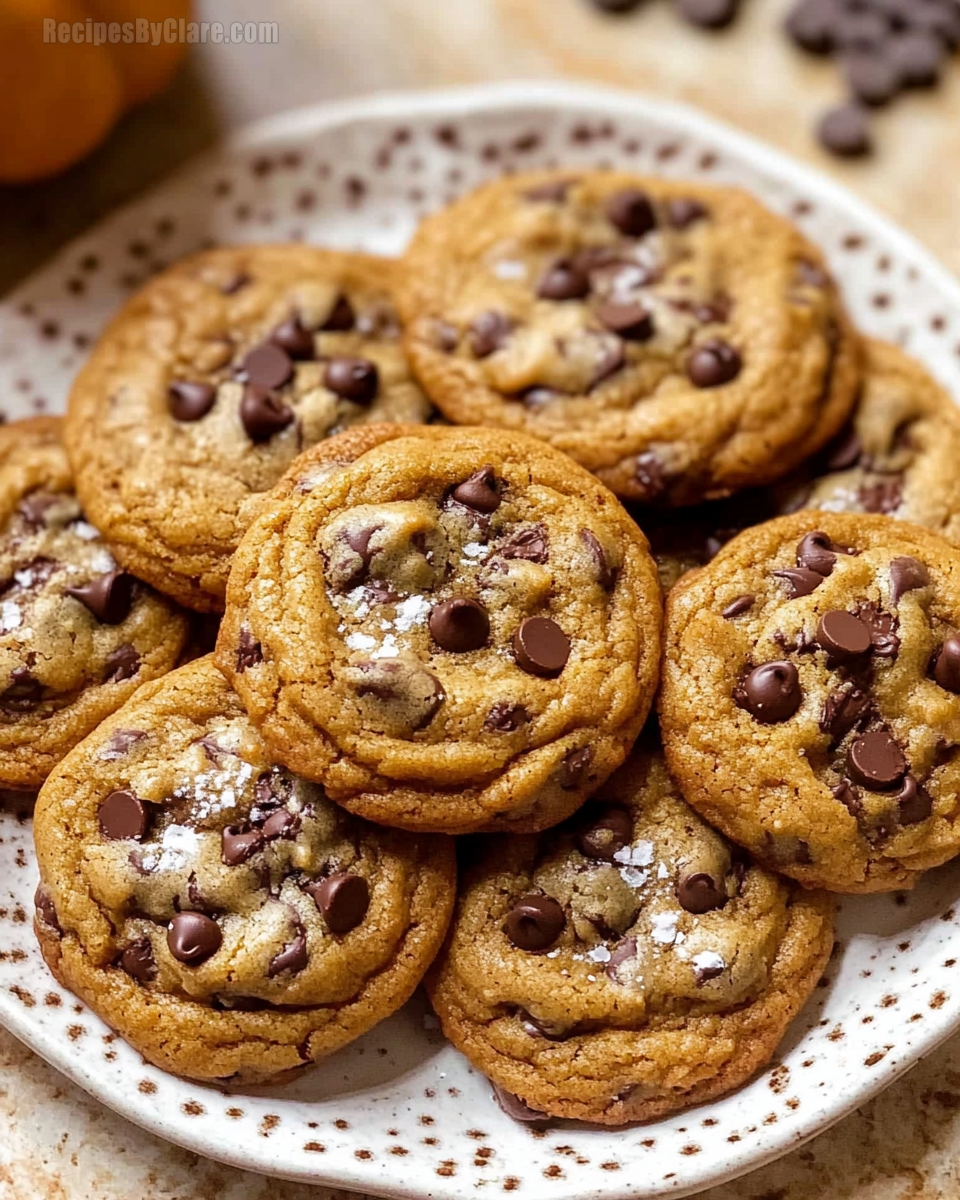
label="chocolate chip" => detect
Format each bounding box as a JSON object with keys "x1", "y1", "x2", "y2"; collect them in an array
[
  {"x1": 484, "y1": 702, "x2": 529, "y2": 733},
  {"x1": 513, "y1": 617, "x2": 570, "y2": 677},
  {"x1": 890, "y1": 556, "x2": 929, "y2": 603},
  {"x1": 98, "y1": 790, "x2": 147, "y2": 841},
  {"x1": 34, "y1": 883, "x2": 61, "y2": 934},
  {"x1": 820, "y1": 686, "x2": 872, "y2": 742},
  {"x1": 722, "y1": 594, "x2": 754, "y2": 619},
  {"x1": 271, "y1": 316, "x2": 314, "y2": 360},
  {"x1": 843, "y1": 51, "x2": 901, "y2": 106},
  {"x1": 99, "y1": 729, "x2": 147, "y2": 761},
  {"x1": 268, "y1": 921, "x2": 308, "y2": 976},
  {"x1": 492, "y1": 1083, "x2": 549, "y2": 1123},
  {"x1": 0, "y1": 668, "x2": 42, "y2": 712},
  {"x1": 833, "y1": 778, "x2": 862, "y2": 816},
  {"x1": 524, "y1": 177, "x2": 578, "y2": 201},
  {"x1": 734, "y1": 662, "x2": 802, "y2": 723},
  {"x1": 786, "y1": 0, "x2": 837, "y2": 53},
  {"x1": 220, "y1": 272, "x2": 251, "y2": 295},
  {"x1": 933, "y1": 636, "x2": 960, "y2": 693},
  {"x1": 848, "y1": 730, "x2": 907, "y2": 790},
  {"x1": 469, "y1": 311, "x2": 512, "y2": 358},
  {"x1": 676, "y1": 0, "x2": 740, "y2": 29},
  {"x1": 797, "y1": 530, "x2": 840, "y2": 576},
  {"x1": 605, "y1": 188, "x2": 657, "y2": 237},
  {"x1": 694, "y1": 958, "x2": 726, "y2": 985},
  {"x1": 687, "y1": 340, "x2": 742, "y2": 388},
  {"x1": 537, "y1": 258, "x2": 591, "y2": 301},
  {"x1": 236, "y1": 628, "x2": 263, "y2": 673},
  {"x1": 309, "y1": 872, "x2": 370, "y2": 933},
  {"x1": 560, "y1": 746, "x2": 594, "y2": 790},
  {"x1": 857, "y1": 601, "x2": 900, "y2": 658},
  {"x1": 501, "y1": 525, "x2": 549, "y2": 564},
  {"x1": 596, "y1": 301, "x2": 654, "y2": 341},
  {"x1": 604, "y1": 936, "x2": 638, "y2": 984},
  {"x1": 774, "y1": 567, "x2": 825, "y2": 598},
  {"x1": 836, "y1": 8, "x2": 888, "y2": 49},
  {"x1": 505, "y1": 894, "x2": 565, "y2": 952},
  {"x1": 817, "y1": 105, "x2": 872, "y2": 158},
  {"x1": 221, "y1": 825, "x2": 263, "y2": 866},
  {"x1": 262, "y1": 808, "x2": 300, "y2": 841},
  {"x1": 350, "y1": 658, "x2": 445, "y2": 730},
  {"x1": 576, "y1": 805, "x2": 633, "y2": 861},
  {"x1": 66, "y1": 571, "x2": 135, "y2": 625},
  {"x1": 898, "y1": 774, "x2": 933, "y2": 824},
  {"x1": 240, "y1": 384, "x2": 294, "y2": 442},
  {"x1": 589, "y1": 339, "x2": 627, "y2": 389},
  {"x1": 823, "y1": 426, "x2": 863, "y2": 471},
  {"x1": 104, "y1": 644, "x2": 140, "y2": 683},
  {"x1": 580, "y1": 528, "x2": 617, "y2": 589},
  {"x1": 168, "y1": 381, "x2": 217, "y2": 422},
  {"x1": 635, "y1": 451, "x2": 668, "y2": 500},
  {"x1": 666, "y1": 197, "x2": 708, "y2": 229},
  {"x1": 817, "y1": 610, "x2": 872, "y2": 660},
  {"x1": 429, "y1": 598, "x2": 490, "y2": 652},
  {"x1": 676, "y1": 871, "x2": 726, "y2": 914},
  {"x1": 17, "y1": 492, "x2": 58, "y2": 528},
  {"x1": 321, "y1": 295, "x2": 356, "y2": 332},
  {"x1": 324, "y1": 357, "x2": 380, "y2": 404},
  {"x1": 121, "y1": 939, "x2": 157, "y2": 983},
  {"x1": 451, "y1": 465, "x2": 501, "y2": 514},
  {"x1": 242, "y1": 341, "x2": 293, "y2": 390},
  {"x1": 167, "y1": 912, "x2": 222, "y2": 965},
  {"x1": 889, "y1": 30, "x2": 944, "y2": 86}
]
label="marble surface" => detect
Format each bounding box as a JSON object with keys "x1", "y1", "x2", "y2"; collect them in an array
[{"x1": 3, "y1": 1, "x2": 960, "y2": 1197}]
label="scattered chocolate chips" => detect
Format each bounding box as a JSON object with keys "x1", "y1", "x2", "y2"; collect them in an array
[
  {"x1": 833, "y1": 778, "x2": 862, "y2": 816},
  {"x1": 309, "y1": 872, "x2": 370, "y2": 933},
  {"x1": 576, "y1": 804, "x2": 633, "y2": 860},
  {"x1": 677, "y1": 0, "x2": 740, "y2": 29},
  {"x1": 560, "y1": 745, "x2": 594, "y2": 790},
  {"x1": 429, "y1": 597, "x2": 490, "y2": 652},
  {"x1": 271, "y1": 316, "x2": 315, "y2": 360},
  {"x1": 734, "y1": 661, "x2": 803, "y2": 723},
  {"x1": 687, "y1": 340, "x2": 742, "y2": 388},
  {"x1": 242, "y1": 341, "x2": 294, "y2": 390},
  {"x1": 933, "y1": 636, "x2": 960, "y2": 693},
  {"x1": 236, "y1": 628, "x2": 263, "y2": 673},
  {"x1": 605, "y1": 935, "x2": 638, "y2": 983},
  {"x1": 844, "y1": 50, "x2": 901, "y2": 105},
  {"x1": 666, "y1": 197, "x2": 708, "y2": 229},
  {"x1": 820, "y1": 685, "x2": 872, "y2": 742},
  {"x1": 797, "y1": 530, "x2": 841, "y2": 576},
  {"x1": 817, "y1": 105, "x2": 872, "y2": 157},
  {"x1": 774, "y1": 567, "x2": 825, "y2": 598},
  {"x1": 505, "y1": 894, "x2": 565, "y2": 952},
  {"x1": 17, "y1": 492, "x2": 58, "y2": 528},
  {"x1": 634, "y1": 450, "x2": 668, "y2": 500},
  {"x1": 484, "y1": 702, "x2": 529, "y2": 733},
  {"x1": 99, "y1": 729, "x2": 147, "y2": 761},
  {"x1": 469, "y1": 311, "x2": 512, "y2": 358},
  {"x1": 240, "y1": 384, "x2": 294, "y2": 443},
  {"x1": 817, "y1": 609, "x2": 872, "y2": 661},
  {"x1": 847, "y1": 730, "x2": 907, "y2": 790},
  {"x1": 450, "y1": 465, "x2": 501, "y2": 514},
  {"x1": 722, "y1": 594, "x2": 755, "y2": 619},
  {"x1": 66, "y1": 571, "x2": 135, "y2": 625},
  {"x1": 262, "y1": 808, "x2": 300, "y2": 841},
  {"x1": 322, "y1": 294, "x2": 357, "y2": 332},
  {"x1": 677, "y1": 871, "x2": 727, "y2": 914},
  {"x1": 34, "y1": 883, "x2": 61, "y2": 934},
  {"x1": 324, "y1": 357, "x2": 379, "y2": 404},
  {"x1": 537, "y1": 258, "x2": 591, "y2": 301},
  {"x1": 168, "y1": 380, "x2": 217, "y2": 422},
  {"x1": 167, "y1": 912, "x2": 222, "y2": 966},
  {"x1": 501, "y1": 524, "x2": 549, "y2": 564},
  {"x1": 492, "y1": 1083, "x2": 549, "y2": 1123},
  {"x1": 268, "y1": 921, "x2": 309, "y2": 976},
  {"x1": 605, "y1": 188, "x2": 657, "y2": 237},
  {"x1": 120, "y1": 939, "x2": 157, "y2": 983},
  {"x1": 856, "y1": 601, "x2": 900, "y2": 658},
  {"x1": 98, "y1": 790, "x2": 147, "y2": 841},
  {"x1": 0, "y1": 668, "x2": 42, "y2": 712},
  {"x1": 580, "y1": 528, "x2": 617, "y2": 589},
  {"x1": 596, "y1": 300, "x2": 654, "y2": 341},
  {"x1": 104, "y1": 644, "x2": 140, "y2": 683},
  {"x1": 898, "y1": 774, "x2": 933, "y2": 824},
  {"x1": 221, "y1": 825, "x2": 264, "y2": 866},
  {"x1": 859, "y1": 476, "x2": 904, "y2": 514},
  {"x1": 889, "y1": 556, "x2": 930, "y2": 603},
  {"x1": 513, "y1": 617, "x2": 571, "y2": 677}
]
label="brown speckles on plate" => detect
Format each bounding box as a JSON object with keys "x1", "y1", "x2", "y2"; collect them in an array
[
  {"x1": 182, "y1": 1100, "x2": 205, "y2": 1117},
  {"x1": 258, "y1": 1114, "x2": 280, "y2": 1137}
]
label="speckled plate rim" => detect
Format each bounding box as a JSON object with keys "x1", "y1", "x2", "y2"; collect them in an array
[{"x1": 2, "y1": 80, "x2": 960, "y2": 1200}]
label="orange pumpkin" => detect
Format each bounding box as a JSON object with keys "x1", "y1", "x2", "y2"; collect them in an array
[{"x1": 0, "y1": 0, "x2": 190, "y2": 183}]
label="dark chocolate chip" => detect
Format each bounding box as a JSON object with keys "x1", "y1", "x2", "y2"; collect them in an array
[
  {"x1": 240, "y1": 384, "x2": 294, "y2": 442},
  {"x1": 167, "y1": 912, "x2": 222, "y2": 965},
  {"x1": 676, "y1": 0, "x2": 740, "y2": 30},
  {"x1": 820, "y1": 686, "x2": 872, "y2": 742},
  {"x1": 321, "y1": 295, "x2": 357, "y2": 332},
  {"x1": 560, "y1": 745, "x2": 594, "y2": 790},
  {"x1": 104, "y1": 644, "x2": 140, "y2": 683},
  {"x1": 889, "y1": 556, "x2": 929, "y2": 603},
  {"x1": 843, "y1": 51, "x2": 901, "y2": 107},
  {"x1": 492, "y1": 1083, "x2": 549, "y2": 1123},
  {"x1": 236, "y1": 628, "x2": 263, "y2": 673},
  {"x1": 589, "y1": 339, "x2": 627, "y2": 389},
  {"x1": 537, "y1": 258, "x2": 591, "y2": 301},
  {"x1": 99, "y1": 729, "x2": 147, "y2": 761},
  {"x1": 221, "y1": 825, "x2": 263, "y2": 866},
  {"x1": 429, "y1": 598, "x2": 490, "y2": 652},
  {"x1": 596, "y1": 301, "x2": 654, "y2": 341},
  {"x1": 605, "y1": 188, "x2": 657, "y2": 237},
  {"x1": 734, "y1": 661, "x2": 802, "y2": 723},
  {"x1": 848, "y1": 730, "x2": 907, "y2": 790},
  {"x1": 605, "y1": 935, "x2": 638, "y2": 983},
  {"x1": 98, "y1": 790, "x2": 147, "y2": 841},
  {"x1": 501, "y1": 525, "x2": 549, "y2": 564},
  {"x1": 484, "y1": 702, "x2": 529, "y2": 733},
  {"x1": 823, "y1": 426, "x2": 863, "y2": 471},
  {"x1": 833, "y1": 778, "x2": 863, "y2": 817},
  {"x1": 934, "y1": 636, "x2": 960, "y2": 693},
  {"x1": 722, "y1": 594, "x2": 754, "y2": 619},
  {"x1": 797, "y1": 530, "x2": 840, "y2": 577},
  {"x1": 469, "y1": 311, "x2": 512, "y2": 358},
  {"x1": 432, "y1": 320, "x2": 460, "y2": 352},
  {"x1": 635, "y1": 451, "x2": 668, "y2": 500},
  {"x1": 774, "y1": 567, "x2": 825, "y2": 598},
  {"x1": 694, "y1": 958, "x2": 726, "y2": 985},
  {"x1": 168, "y1": 381, "x2": 217, "y2": 422},
  {"x1": 262, "y1": 808, "x2": 300, "y2": 841},
  {"x1": 817, "y1": 105, "x2": 872, "y2": 158},
  {"x1": 451, "y1": 465, "x2": 501, "y2": 514},
  {"x1": 324, "y1": 357, "x2": 380, "y2": 404},
  {"x1": 898, "y1": 774, "x2": 933, "y2": 825},
  {"x1": 121, "y1": 939, "x2": 157, "y2": 983},
  {"x1": 242, "y1": 341, "x2": 293, "y2": 390},
  {"x1": 0, "y1": 667, "x2": 42, "y2": 712},
  {"x1": 34, "y1": 883, "x2": 61, "y2": 933},
  {"x1": 66, "y1": 571, "x2": 135, "y2": 625},
  {"x1": 666, "y1": 198, "x2": 708, "y2": 229},
  {"x1": 857, "y1": 601, "x2": 900, "y2": 658},
  {"x1": 687, "y1": 340, "x2": 742, "y2": 388},
  {"x1": 513, "y1": 617, "x2": 570, "y2": 677},
  {"x1": 270, "y1": 316, "x2": 314, "y2": 360},
  {"x1": 309, "y1": 872, "x2": 370, "y2": 933},
  {"x1": 836, "y1": 8, "x2": 888, "y2": 49},
  {"x1": 268, "y1": 921, "x2": 308, "y2": 976},
  {"x1": 505, "y1": 894, "x2": 565, "y2": 952},
  {"x1": 889, "y1": 30, "x2": 944, "y2": 86},
  {"x1": 676, "y1": 871, "x2": 726, "y2": 914},
  {"x1": 576, "y1": 805, "x2": 633, "y2": 861},
  {"x1": 786, "y1": 0, "x2": 838, "y2": 54},
  {"x1": 523, "y1": 177, "x2": 578, "y2": 201},
  {"x1": 580, "y1": 528, "x2": 617, "y2": 589},
  {"x1": 817, "y1": 610, "x2": 872, "y2": 660},
  {"x1": 17, "y1": 492, "x2": 58, "y2": 528}
]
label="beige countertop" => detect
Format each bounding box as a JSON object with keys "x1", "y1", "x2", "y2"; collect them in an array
[{"x1": 3, "y1": 2, "x2": 960, "y2": 1197}]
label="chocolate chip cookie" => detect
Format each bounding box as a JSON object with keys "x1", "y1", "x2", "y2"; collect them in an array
[
  {"x1": 65, "y1": 245, "x2": 432, "y2": 612},
  {"x1": 32, "y1": 656, "x2": 455, "y2": 1085},
  {"x1": 426, "y1": 742, "x2": 834, "y2": 1124},
  {"x1": 398, "y1": 170, "x2": 861, "y2": 504},
  {"x1": 781, "y1": 339, "x2": 960, "y2": 541},
  {"x1": 0, "y1": 418, "x2": 189, "y2": 790},
  {"x1": 661, "y1": 511, "x2": 960, "y2": 892},
  {"x1": 216, "y1": 423, "x2": 662, "y2": 834}
]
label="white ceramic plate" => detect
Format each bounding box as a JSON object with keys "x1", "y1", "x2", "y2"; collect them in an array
[{"x1": 3, "y1": 82, "x2": 960, "y2": 1200}]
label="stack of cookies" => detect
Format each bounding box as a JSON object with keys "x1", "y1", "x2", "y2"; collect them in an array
[{"x1": 11, "y1": 168, "x2": 960, "y2": 1125}]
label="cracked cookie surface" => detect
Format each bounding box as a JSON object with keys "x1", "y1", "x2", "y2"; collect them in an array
[
  {"x1": 0, "y1": 418, "x2": 189, "y2": 790},
  {"x1": 426, "y1": 743, "x2": 834, "y2": 1125},
  {"x1": 661, "y1": 511, "x2": 960, "y2": 892},
  {"x1": 216, "y1": 424, "x2": 662, "y2": 834},
  {"x1": 32, "y1": 656, "x2": 455, "y2": 1084},
  {"x1": 398, "y1": 170, "x2": 860, "y2": 505},
  {"x1": 65, "y1": 246, "x2": 432, "y2": 612}
]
